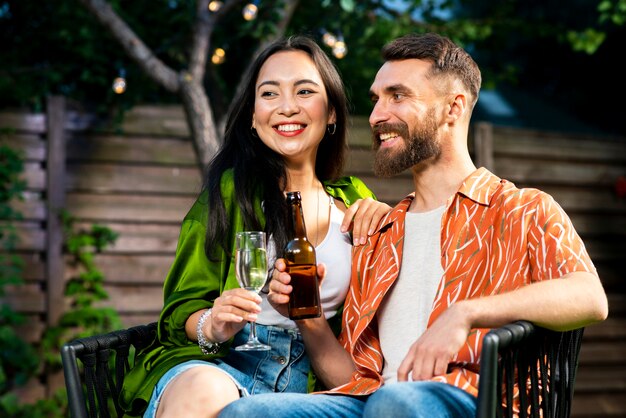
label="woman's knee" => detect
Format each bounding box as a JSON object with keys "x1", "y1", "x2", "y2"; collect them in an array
[{"x1": 157, "y1": 366, "x2": 240, "y2": 418}]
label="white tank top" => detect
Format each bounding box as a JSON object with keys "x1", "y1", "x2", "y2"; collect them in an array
[{"x1": 257, "y1": 196, "x2": 352, "y2": 328}]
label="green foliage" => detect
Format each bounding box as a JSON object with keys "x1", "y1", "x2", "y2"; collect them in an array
[
  {"x1": 566, "y1": 28, "x2": 606, "y2": 54},
  {"x1": 599, "y1": 0, "x2": 626, "y2": 25},
  {"x1": 41, "y1": 210, "x2": 121, "y2": 369},
  {"x1": 0, "y1": 145, "x2": 26, "y2": 292},
  {"x1": 0, "y1": 145, "x2": 40, "y2": 416},
  {"x1": 0, "y1": 143, "x2": 121, "y2": 416},
  {"x1": 1, "y1": 0, "x2": 624, "y2": 133},
  {"x1": 1, "y1": 388, "x2": 67, "y2": 418}
]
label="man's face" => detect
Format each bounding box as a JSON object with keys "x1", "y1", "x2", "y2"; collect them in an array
[{"x1": 368, "y1": 59, "x2": 443, "y2": 177}]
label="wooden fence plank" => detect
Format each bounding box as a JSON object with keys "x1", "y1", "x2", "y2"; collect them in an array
[
  {"x1": 66, "y1": 193, "x2": 196, "y2": 223},
  {"x1": 67, "y1": 134, "x2": 196, "y2": 165},
  {"x1": 74, "y1": 222, "x2": 181, "y2": 253},
  {"x1": 66, "y1": 163, "x2": 202, "y2": 194},
  {"x1": 113, "y1": 105, "x2": 190, "y2": 137},
  {"x1": 568, "y1": 213, "x2": 626, "y2": 236},
  {"x1": 572, "y1": 393, "x2": 626, "y2": 417},
  {"x1": 0, "y1": 284, "x2": 46, "y2": 312},
  {"x1": 10, "y1": 192, "x2": 45, "y2": 220},
  {"x1": 66, "y1": 254, "x2": 174, "y2": 284},
  {"x1": 0, "y1": 112, "x2": 46, "y2": 133},
  {"x1": 99, "y1": 285, "x2": 163, "y2": 312},
  {"x1": 494, "y1": 157, "x2": 624, "y2": 186},
  {"x1": 23, "y1": 162, "x2": 45, "y2": 190},
  {"x1": 14, "y1": 223, "x2": 46, "y2": 251},
  {"x1": 0, "y1": 134, "x2": 46, "y2": 161},
  {"x1": 492, "y1": 128, "x2": 626, "y2": 162}
]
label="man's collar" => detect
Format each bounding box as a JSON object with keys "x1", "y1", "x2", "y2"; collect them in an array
[
  {"x1": 372, "y1": 168, "x2": 502, "y2": 234},
  {"x1": 456, "y1": 167, "x2": 502, "y2": 206}
]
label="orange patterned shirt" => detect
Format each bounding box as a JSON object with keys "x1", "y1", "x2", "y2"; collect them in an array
[{"x1": 325, "y1": 167, "x2": 596, "y2": 398}]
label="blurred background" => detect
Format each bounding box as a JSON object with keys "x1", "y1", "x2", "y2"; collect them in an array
[
  {"x1": 1, "y1": 0, "x2": 626, "y2": 136},
  {"x1": 0, "y1": 1, "x2": 624, "y2": 417}
]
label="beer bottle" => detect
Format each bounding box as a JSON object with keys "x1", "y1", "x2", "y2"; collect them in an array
[{"x1": 284, "y1": 191, "x2": 322, "y2": 320}]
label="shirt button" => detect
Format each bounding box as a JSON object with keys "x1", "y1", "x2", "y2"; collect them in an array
[
  {"x1": 345, "y1": 199, "x2": 350, "y2": 204},
  {"x1": 275, "y1": 356, "x2": 286, "y2": 364}
]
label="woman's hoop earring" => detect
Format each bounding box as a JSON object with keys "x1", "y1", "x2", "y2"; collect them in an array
[{"x1": 327, "y1": 123, "x2": 336, "y2": 135}]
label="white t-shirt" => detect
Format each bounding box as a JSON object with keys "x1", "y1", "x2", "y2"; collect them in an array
[
  {"x1": 257, "y1": 196, "x2": 352, "y2": 328},
  {"x1": 377, "y1": 205, "x2": 446, "y2": 383}
]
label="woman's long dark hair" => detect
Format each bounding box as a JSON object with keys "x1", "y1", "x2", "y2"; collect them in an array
[{"x1": 204, "y1": 35, "x2": 349, "y2": 258}]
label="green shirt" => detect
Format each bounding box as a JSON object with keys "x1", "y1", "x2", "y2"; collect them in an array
[{"x1": 120, "y1": 170, "x2": 377, "y2": 416}]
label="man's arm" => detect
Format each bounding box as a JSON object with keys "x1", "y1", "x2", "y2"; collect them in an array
[
  {"x1": 462, "y1": 271, "x2": 607, "y2": 331},
  {"x1": 397, "y1": 271, "x2": 608, "y2": 382},
  {"x1": 269, "y1": 261, "x2": 357, "y2": 388},
  {"x1": 296, "y1": 315, "x2": 356, "y2": 388}
]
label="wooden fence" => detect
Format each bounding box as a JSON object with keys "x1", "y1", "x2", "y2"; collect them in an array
[{"x1": 1, "y1": 97, "x2": 625, "y2": 415}]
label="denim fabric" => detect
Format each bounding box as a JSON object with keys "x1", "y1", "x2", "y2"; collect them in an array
[
  {"x1": 143, "y1": 323, "x2": 309, "y2": 418},
  {"x1": 219, "y1": 393, "x2": 367, "y2": 418},
  {"x1": 363, "y1": 381, "x2": 477, "y2": 418},
  {"x1": 219, "y1": 381, "x2": 477, "y2": 418}
]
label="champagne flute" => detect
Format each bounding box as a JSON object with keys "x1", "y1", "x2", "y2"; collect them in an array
[{"x1": 234, "y1": 231, "x2": 271, "y2": 351}]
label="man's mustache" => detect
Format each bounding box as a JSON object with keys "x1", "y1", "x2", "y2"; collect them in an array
[{"x1": 371, "y1": 122, "x2": 410, "y2": 148}]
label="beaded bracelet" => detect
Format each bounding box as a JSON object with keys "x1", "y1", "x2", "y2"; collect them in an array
[{"x1": 196, "y1": 309, "x2": 222, "y2": 355}]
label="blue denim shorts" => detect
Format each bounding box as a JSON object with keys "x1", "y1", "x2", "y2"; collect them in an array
[{"x1": 143, "y1": 323, "x2": 310, "y2": 418}]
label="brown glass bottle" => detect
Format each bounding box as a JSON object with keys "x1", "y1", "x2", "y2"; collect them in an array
[{"x1": 284, "y1": 191, "x2": 322, "y2": 320}]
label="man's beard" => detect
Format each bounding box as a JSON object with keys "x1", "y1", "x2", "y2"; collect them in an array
[{"x1": 372, "y1": 110, "x2": 441, "y2": 178}]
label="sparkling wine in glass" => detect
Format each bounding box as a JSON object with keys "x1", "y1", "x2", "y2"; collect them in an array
[{"x1": 234, "y1": 231, "x2": 270, "y2": 351}]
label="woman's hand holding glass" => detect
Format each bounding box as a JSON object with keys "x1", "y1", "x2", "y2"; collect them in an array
[
  {"x1": 202, "y1": 231, "x2": 268, "y2": 349},
  {"x1": 233, "y1": 231, "x2": 270, "y2": 351}
]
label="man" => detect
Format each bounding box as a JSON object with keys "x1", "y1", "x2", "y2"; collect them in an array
[{"x1": 219, "y1": 32, "x2": 608, "y2": 418}]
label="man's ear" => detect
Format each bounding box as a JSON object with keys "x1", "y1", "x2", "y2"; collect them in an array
[{"x1": 448, "y1": 93, "x2": 467, "y2": 122}]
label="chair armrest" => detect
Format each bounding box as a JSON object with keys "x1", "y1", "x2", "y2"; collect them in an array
[
  {"x1": 61, "y1": 322, "x2": 157, "y2": 418},
  {"x1": 476, "y1": 321, "x2": 584, "y2": 418}
]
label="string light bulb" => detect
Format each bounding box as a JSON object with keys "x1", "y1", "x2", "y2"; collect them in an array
[
  {"x1": 242, "y1": 2, "x2": 258, "y2": 21},
  {"x1": 332, "y1": 37, "x2": 347, "y2": 59},
  {"x1": 112, "y1": 69, "x2": 127, "y2": 94},
  {"x1": 208, "y1": 1, "x2": 222, "y2": 12},
  {"x1": 322, "y1": 30, "x2": 337, "y2": 47},
  {"x1": 211, "y1": 47, "x2": 226, "y2": 64}
]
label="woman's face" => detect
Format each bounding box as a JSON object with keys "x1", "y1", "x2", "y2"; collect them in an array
[{"x1": 253, "y1": 50, "x2": 335, "y2": 165}]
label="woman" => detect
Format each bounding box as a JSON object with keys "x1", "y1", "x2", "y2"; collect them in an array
[{"x1": 120, "y1": 35, "x2": 390, "y2": 418}]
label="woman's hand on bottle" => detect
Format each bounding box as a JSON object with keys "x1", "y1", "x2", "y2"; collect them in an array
[
  {"x1": 268, "y1": 258, "x2": 326, "y2": 318},
  {"x1": 208, "y1": 289, "x2": 262, "y2": 341},
  {"x1": 340, "y1": 198, "x2": 392, "y2": 246}
]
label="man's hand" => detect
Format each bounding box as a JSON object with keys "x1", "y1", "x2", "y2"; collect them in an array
[
  {"x1": 397, "y1": 303, "x2": 471, "y2": 381},
  {"x1": 340, "y1": 198, "x2": 391, "y2": 246}
]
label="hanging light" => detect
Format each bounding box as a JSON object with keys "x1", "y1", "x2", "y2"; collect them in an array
[
  {"x1": 242, "y1": 2, "x2": 258, "y2": 21},
  {"x1": 322, "y1": 30, "x2": 337, "y2": 47},
  {"x1": 112, "y1": 69, "x2": 127, "y2": 94},
  {"x1": 211, "y1": 47, "x2": 226, "y2": 64},
  {"x1": 208, "y1": 1, "x2": 222, "y2": 12},
  {"x1": 332, "y1": 35, "x2": 347, "y2": 59}
]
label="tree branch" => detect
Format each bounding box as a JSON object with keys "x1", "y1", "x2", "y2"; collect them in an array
[
  {"x1": 78, "y1": 0, "x2": 180, "y2": 92},
  {"x1": 189, "y1": 0, "x2": 246, "y2": 80}
]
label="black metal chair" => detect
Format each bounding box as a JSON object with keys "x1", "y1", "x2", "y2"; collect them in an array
[
  {"x1": 61, "y1": 322, "x2": 157, "y2": 418},
  {"x1": 476, "y1": 320, "x2": 585, "y2": 418},
  {"x1": 61, "y1": 320, "x2": 584, "y2": 418}
]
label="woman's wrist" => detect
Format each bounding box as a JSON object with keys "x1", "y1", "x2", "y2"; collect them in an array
[{"x1": 196, "y1": 309, "x2": 223, "y2": 355}]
